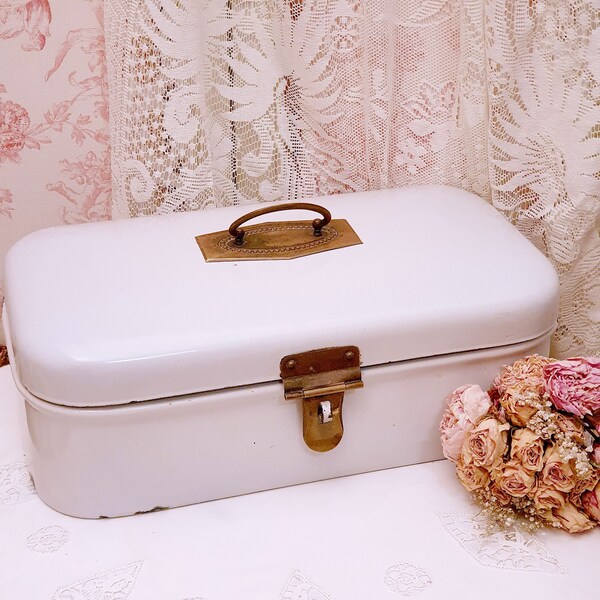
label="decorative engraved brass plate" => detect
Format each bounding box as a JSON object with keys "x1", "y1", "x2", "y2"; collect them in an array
[
  {"x1": 197, "y1": 219, "x2": 361, "y2": 262},
  {"x1": 195, "y1": 202, "x2": 362, "y2": 262},
  {"x1": 280, "y1": 346, "x2": 363, "y2": 452}
]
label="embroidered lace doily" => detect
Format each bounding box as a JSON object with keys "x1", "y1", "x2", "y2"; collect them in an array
[{"x1": 439, "y1": 513, "x2": 564, "y2": 574}]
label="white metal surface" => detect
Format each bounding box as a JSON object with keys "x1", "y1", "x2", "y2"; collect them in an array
[
  {"x1": 9, "y1": 330, "x2": 551, "y2": 518},
  {"x1": 4, "y1": 185, "x2": 559, "y2": 408}
]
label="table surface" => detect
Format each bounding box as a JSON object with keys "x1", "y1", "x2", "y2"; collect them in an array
[{"x1": 0, "y1": 365, "x2": 598, "y2": 599}]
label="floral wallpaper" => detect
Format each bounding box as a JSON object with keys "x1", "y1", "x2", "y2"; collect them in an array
[{"x1": 0, "y1": 0, "x2": 111, "y2": 346}]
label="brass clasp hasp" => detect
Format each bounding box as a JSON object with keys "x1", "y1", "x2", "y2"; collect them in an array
[{"x1": 280, "y1": 346, "x2": 363, "y2": 452}]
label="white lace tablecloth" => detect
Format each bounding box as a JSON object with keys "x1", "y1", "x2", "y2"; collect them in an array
[{"x1": 0, "y1": 366, "x2": 598, "y2": 599}]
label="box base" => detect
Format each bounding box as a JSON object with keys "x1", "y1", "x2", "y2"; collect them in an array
[{"x1": 18, "y1": 333, "x2": 552, "y2": 518}]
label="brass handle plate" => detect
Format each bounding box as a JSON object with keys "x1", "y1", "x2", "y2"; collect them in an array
[{"x1": 195, "y1": 202, "x2": 362, "y2": 262}]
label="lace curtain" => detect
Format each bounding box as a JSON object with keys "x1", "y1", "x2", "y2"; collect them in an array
[
  {"x1": 486, "y1": 2, "x2": 600, "y2": 357},
  {"x1": 105, "y1": 0, "x2": 600, "y2": 357}
]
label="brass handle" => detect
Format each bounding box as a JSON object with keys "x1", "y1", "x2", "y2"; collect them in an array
[{"x1": 228, "y1": 202, "x2": 332, "y2": 247}]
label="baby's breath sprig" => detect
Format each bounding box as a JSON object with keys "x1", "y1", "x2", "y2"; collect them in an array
[
  {"x1": 471, "y1": 488, "x2": 543, "y2": 534},
  {"x1": 527, "y1": 395, "x2": 559, "y2": 439}
]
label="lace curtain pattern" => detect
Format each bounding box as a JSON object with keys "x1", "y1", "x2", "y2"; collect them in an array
[
  {"x1": 105, "y1": 0, "x2": 600, "y2": 357},
  {"x1": 486, "y1": 1, "x2": 600, "y2": 357}
]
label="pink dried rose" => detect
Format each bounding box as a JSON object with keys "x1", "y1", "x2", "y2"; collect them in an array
[
  {"x1": 581, "y1": 481, "x2": 600, "y2": 522},
  {"x1": 492, "y1": 460, "x2": 536, "y2": 498},
  {"x1": 462, "y1": 418, "x2": 510, "y2": 470},
  {"x1": 547, "y1": 502, "x2": 595, "y2": 533},
  {"x1": 439, "y1": 385, "x2": 491, "y2": 463},
  {"x1": 510, "y1": 428, "x2": 544, "y2": 471},
  {"x1": 543, "y1": 357, "x2": 600, "y2": 417}
]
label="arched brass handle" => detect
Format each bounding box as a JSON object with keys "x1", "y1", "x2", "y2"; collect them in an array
[{"x1": 228, "y1": 202, "x2": 332, "y2": 246}]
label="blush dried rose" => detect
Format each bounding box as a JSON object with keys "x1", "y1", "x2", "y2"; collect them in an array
[
  {"x1": 581, "y1": 481, "x2": 600, "y2": 522},
  {"x1": 492, "y1": 460, "x2": 536, "y2": 498},
  {"x1": 498, "y1": 392, "x2": 539, "y2": 427},
  {"x1": 533, "y1": 484, "x2": 567, "y2": 513},
  {"x1": 540, "y1": 446, "x2": 577, "y2": 493},
  {"x1": 439, "y1": 411, "x2": 462, "y2": 462},
  {"x1": 543, "y1": 357, "x2": 600, "y2": 417},
  {"x1": 456, "y1": 458, "x2": 489, "y2": 492},
  {"x1": 555, "y1": 413, "x2": 587, "y2": 446},
  {"x1": 510, "y1": 428, "x2": 545, "y2": 471},
  {"x1": 494, "y1": 355, "x2": 552, "y2": 396},
  {"x1": 439, "y1": 385, "x2": 492, "y2": 463},
  {"x1": 489, "y1": 483, "x2": 512, "y2": 506},
  {"x1": 571, "y1": 473, "x2": 600, "y2": 507},
  {"x1": 462, "y1": 418, "x2": 510, "y2": 470},
  {"x1": 547, "y1": 502, "x2": 595, "y2": 533}
]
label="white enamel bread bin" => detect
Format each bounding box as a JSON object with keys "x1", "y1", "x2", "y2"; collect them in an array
[{"x1": 3, "y1": 185, "x2": 559, "y2": 518}]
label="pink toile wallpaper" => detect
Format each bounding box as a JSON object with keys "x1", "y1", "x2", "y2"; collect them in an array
[{"x1": 0, "y1": 0, "x2": 111, "y2": 345}]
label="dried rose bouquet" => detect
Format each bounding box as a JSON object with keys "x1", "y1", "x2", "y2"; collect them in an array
[{"x1": 440, "y1": 356, "x2": 600, "y2": 533}]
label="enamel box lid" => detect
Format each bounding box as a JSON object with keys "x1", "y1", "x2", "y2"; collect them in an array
[{"x1": 3, "y1": 185, "x2": 559, "y2": 408}]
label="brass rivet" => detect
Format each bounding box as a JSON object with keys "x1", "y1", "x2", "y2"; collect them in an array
[
  {"x1": 345, "y1": 351, "x2": 355, "y2": 361},
  {"x1": 286, "y1": 359, "x2": 296, "y2": 370}
]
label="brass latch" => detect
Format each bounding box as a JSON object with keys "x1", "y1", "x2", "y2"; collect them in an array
[{"x1": 280, "y1": 346, "x2": 363, "y2": 452}]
